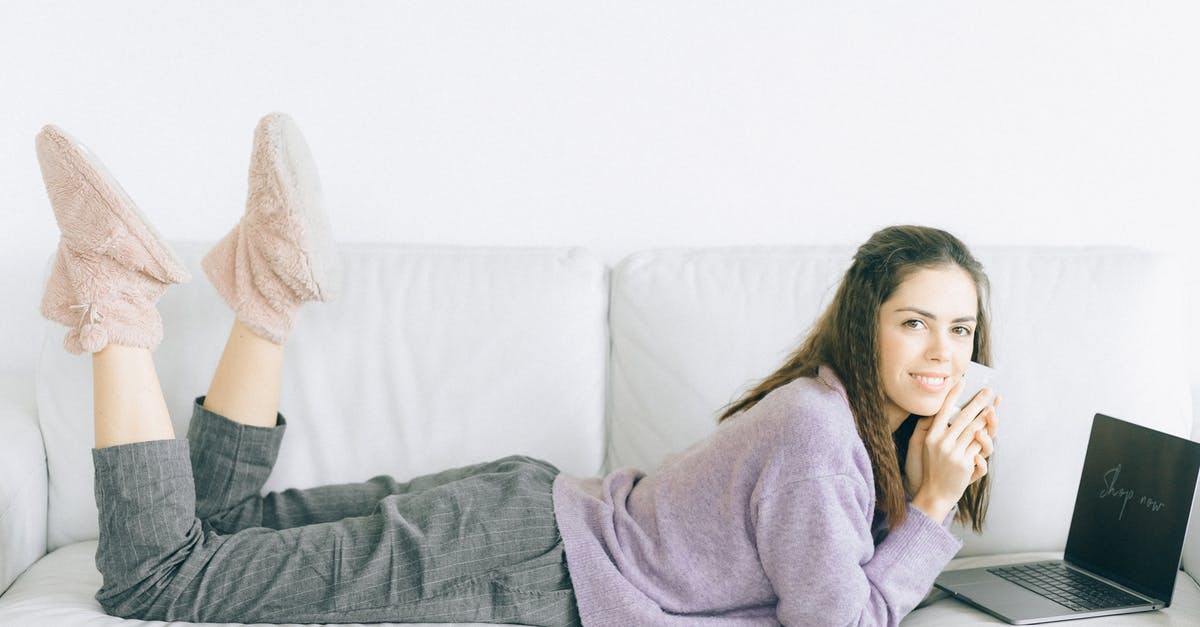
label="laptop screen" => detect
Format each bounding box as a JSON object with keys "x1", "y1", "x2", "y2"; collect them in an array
[{"x1": 1063, "y1": 413, "x2": 1200, "y2": 604}]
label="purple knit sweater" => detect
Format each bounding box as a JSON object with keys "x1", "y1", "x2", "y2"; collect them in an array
[{"x1": 552, "y1": 365, "x2": 963, "y2": 626}]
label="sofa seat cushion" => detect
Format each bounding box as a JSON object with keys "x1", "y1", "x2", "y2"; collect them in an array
[
  {"x1": 2, "y1": 544, "x2": 1195, "y2": 626},
  {"x1": 908, "y1": 552, "x2": 1200, "y2": 625}
]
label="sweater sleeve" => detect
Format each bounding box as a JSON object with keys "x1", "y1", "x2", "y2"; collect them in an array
[{"x1": 754, "y1": 474, "x2": 962, "y2": 627}]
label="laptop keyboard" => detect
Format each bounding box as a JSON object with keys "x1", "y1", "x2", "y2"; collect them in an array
[{"x1": 988, "y1": 562, "x2": 1147, "y2": 612}]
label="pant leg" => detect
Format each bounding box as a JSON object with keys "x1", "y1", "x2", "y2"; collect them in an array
[
  {"x1": 188, "y1": 395, "x2": 413, "y2": 532},
  {"x1": 94, "y1": 439, "x2": 581, "y2": 625},
  {"x1": 188, "y1": 396, "x2": 565, "y2": 535}
]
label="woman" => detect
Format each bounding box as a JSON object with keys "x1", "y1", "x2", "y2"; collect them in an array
[{"x1": 37, "y1": 115, "x2": 997, "y2": 626}]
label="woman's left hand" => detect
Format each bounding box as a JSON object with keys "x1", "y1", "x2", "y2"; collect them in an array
[
  {"x1": 968, "y1": 395, "x2": 999, "y2": 484},
  {"x1": 905, "y1": 415, "x2": 932, "y2": 497},
  {"x1": 906, "y1": 392, "x2": 1001, "y2": 495}
]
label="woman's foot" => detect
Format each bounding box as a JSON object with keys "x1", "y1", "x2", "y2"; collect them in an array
[
  {"x1": 202, "y1": 112, "x2": 341, "y2": 345},
  {"x1": 36, "y1": 125, "x2": 191, "y2": 354}
]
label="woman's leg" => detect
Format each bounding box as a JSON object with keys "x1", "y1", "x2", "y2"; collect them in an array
[
  {"x1": 92, "y1": 337, "x2": 176, "y2": 448},
  {"x1": 188, "y1": 384, "x2": 418, "y2": 533},
  {"x1": 201, "y1": 319, "x2": 282, "y2": 428},
  {"x1": 90, "y1": 339, "x2": 578, "y2": 624},
  {"x1": 95, "y1": 442, "x2": 579, "y2": 625},
  {"x1": 90, "y1": 337, "x2": 577, "y2": 626},
  {"x1": 190, "y1": 112, "x2": 362, "y2": 530},
  {"x1": 189, "y1": 383, "x2": 551, "y2": 535},
  {"x1": 190, "y1": 110, "x2": 329, "y2": 521},
  {"x1": 191, "y1": 303, "x2": 486, "y2": 533},
  {"x1": 192, "y1": 308, "x2": 405, "y2": 532}
]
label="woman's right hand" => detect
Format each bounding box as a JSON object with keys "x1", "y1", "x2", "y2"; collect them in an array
[{"x1": 911, "y1": 377, "x2": 997, "y2": 522}]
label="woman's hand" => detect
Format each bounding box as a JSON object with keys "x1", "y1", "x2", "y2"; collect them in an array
[
  {"x1": 904, "y1": 415, "x2": 931, "y2": 497},
  {"x1": 909, "y1": 378, "x2": 998, "y2": 522},
  {"x1": 905, "y1": 383, "x2": 999, "y2": 494},
  {"x1": 968, "y1": 394, "x2": 998, "y2": 484}
]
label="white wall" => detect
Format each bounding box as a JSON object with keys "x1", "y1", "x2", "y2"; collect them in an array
[{"x1": 2, "y1": 1, "x2": 1198, "y2": 375}]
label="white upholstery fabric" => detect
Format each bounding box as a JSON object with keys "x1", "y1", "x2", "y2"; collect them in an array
[
  {"x1": 2, "y1": 544, "x2": 1196, "y2": 626},
  {"x1": 0, "y1": 372, "x2": 45, "y2": 596},
  {"x1": 35, "y1": 242, "x2": 609, "y2": 551},
  {"x1": 607, "y1": 247, "x2": 1194, "y2": 559}
]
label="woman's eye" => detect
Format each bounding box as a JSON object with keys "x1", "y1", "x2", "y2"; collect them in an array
[
  {"x1": 953, "y1": 326, "x2": 974, "y2": 337},
  {"x1": 903, "y1": 319, "x2": 925, "y2": 330}
]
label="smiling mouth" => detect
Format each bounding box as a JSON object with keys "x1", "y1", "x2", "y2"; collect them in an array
[{"x1": 911, "y1": 374, "x2": 948, "y2": 387}]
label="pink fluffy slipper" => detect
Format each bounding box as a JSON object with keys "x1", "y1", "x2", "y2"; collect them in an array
[
  {"x1": 202, "y1": 112, "x2": 341, "y2": 345},
  {"x1": 36, "y1": 125, "x2": 191, "y2": 355}
]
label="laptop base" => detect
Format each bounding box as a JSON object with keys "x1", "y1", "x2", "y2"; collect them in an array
[{"x1": 936, "y1": 564, "x2": 1161, "y2": 625}]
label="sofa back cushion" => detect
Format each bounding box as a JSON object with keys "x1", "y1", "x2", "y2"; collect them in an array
[
  {"x1": 606, "y1": 246, "x2": 1194, "y2": 558},
  {"x1": 37, "y1": 242, "x2": 609, "y2": 551}
]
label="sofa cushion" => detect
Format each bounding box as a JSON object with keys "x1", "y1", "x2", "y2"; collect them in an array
[
  {"x1": 2, "y1": 542, "x2": 1196, "y2": 626},
  {"x1": 607, "y1": 246, "x2": 1193, "y2": 558},
  {"x1": 36, "y1": 242, "x2": 608, "y2": 551}
]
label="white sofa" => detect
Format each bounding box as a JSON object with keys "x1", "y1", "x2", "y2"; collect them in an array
[{"x1": 1, "y1": 241, "x2": 1197, "y2": 626}]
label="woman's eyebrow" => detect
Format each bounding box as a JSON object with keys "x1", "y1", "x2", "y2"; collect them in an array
[{"x1": 894, "y1": 307, "x2": 977, "y2": 324}]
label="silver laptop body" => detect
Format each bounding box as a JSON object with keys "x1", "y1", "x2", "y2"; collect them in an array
[{"x1": 934, "y1": 413, "x2": 1200, "y2": 624}]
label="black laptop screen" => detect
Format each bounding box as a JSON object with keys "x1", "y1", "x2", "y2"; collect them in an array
[{"x1": 1063, "y1": 413, "x2": 1200, "y2": 604}]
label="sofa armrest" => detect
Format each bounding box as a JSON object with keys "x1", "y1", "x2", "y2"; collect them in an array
[{"x1": 0, "y1": 371, "x2": 46, "y2": 596}]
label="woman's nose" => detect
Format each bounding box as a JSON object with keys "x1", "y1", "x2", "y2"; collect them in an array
[{"x1": 926, "y1": 333, "x2": 953, "y2": 361}]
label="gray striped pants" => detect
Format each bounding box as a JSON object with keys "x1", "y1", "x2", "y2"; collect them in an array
[{"x1": 91, "y1": 396, "x2": 582, "y2": 625}]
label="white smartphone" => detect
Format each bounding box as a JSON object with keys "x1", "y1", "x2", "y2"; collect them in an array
[{"x1": 952, "y1": 361, "x2": 996, "y2": 414}]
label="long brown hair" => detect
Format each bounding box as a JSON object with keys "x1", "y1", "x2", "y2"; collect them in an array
[{"x1": 718, "y1": 225, "x2": 992, "y2": 532}]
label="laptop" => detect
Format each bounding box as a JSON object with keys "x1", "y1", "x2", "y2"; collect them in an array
[{"x1": 934, "y1": 413, "x2": 1200, "y2": 624}]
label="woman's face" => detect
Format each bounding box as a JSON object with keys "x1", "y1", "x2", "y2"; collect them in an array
[{"x1": 876, "y1": 264, "x2": 979, "y2": 431}]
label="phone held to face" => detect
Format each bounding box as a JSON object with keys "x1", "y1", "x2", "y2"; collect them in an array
[{"x1": 953, "y1": 361, "x2": 996, "y2": 416}]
